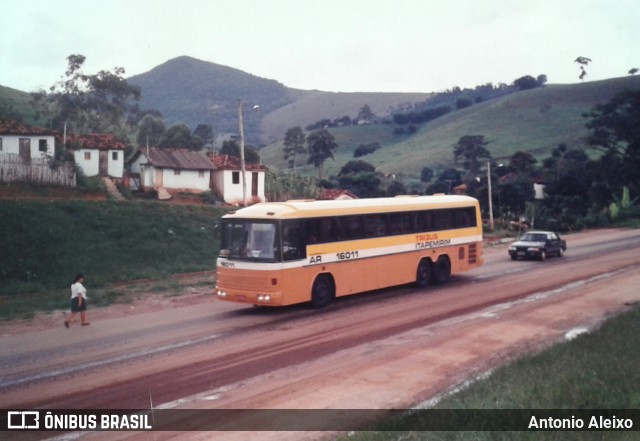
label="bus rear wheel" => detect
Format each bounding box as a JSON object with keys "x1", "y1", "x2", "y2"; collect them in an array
[
  {"x1": 311, "y1": 275, "x2": 335, "y2": 308},
  {"x1": 431, "y1": 256, "x2": 451, "y2": 285},
  {"x1": 416, "y1": 259, "x2": 431, "y2": 288}
]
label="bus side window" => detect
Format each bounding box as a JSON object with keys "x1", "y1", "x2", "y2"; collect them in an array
[
  {"x1": 435, "y1": 209, "x2": 453, "y2": 230},
  {"x1": 418, "y1": 211, "x2": 434, "y2": 232},
  {"x1": 283, "y1": 220, "x2": 306, "y2": 260},
  {"x1": 344, "y1": 216, "x2": 362, "y2": 240},
  {"x1": 318, "y1": 218, "x2": 334, "y2": 242},
  {"x1": 364, "y1": 214, "x2": 386, "y2": 237}
]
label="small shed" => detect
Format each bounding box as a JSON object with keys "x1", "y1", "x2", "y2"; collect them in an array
[
  {"x1": 130, "y1": 147, "x2": 215, "y2": 193},
  {"x1": 209, "y1": 154, "x2": 268, "y2": 205},
  {"x1": 69, "y1": 133, "x2": 127, "y2": 179}
]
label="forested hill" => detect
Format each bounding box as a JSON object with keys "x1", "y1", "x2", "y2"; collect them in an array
[
  {"x1": 260, "y1": 74, "x2": 640, "y2": 176},
  {"x1": 126, "y1": 56, "x2": 431, "y2": 143},
  {"x1": 126, "y1": 56, "x2": 297, "y2": 141}
]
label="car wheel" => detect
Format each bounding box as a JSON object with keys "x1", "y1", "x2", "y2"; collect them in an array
[
  {"x1": 510, "y1": 254, "x2": 517, "y2": 261},
  {"x1": 540, "y1": 250, "x2": 546, "y2": 261},
  {"x1": 558, "y1": 248, "x2": 564, "y2": 257}
]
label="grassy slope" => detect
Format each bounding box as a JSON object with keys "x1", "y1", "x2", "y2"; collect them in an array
[
  {"x1": 260, "y1": 75, "x2": 640, "y2": 177},
  {"x1": 0, "y1": 84, "x2": 43, "y2": 125},
  {"x1": 0, "y1": 200, "x2": 226, "y2": 299},
  {"x1": 259, "y1": 90, "x2": 432, "y2": 144}
]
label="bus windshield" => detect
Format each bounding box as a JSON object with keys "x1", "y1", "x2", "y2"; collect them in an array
[{"x1": 221, "y1": 220, "x2": 279, "y2": 261}]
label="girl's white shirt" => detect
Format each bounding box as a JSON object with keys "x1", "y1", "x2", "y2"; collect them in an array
[{"x1": 71, "y1": 282, "x2": 87, "y2": 299}]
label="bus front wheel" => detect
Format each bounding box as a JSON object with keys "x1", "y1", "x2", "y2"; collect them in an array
[
  {"x1": 416, "y1": 259, "x2": 431, "y2": 288},
  {"x1": 311, "y1": 275, "x2": 335, "y2": 308}
]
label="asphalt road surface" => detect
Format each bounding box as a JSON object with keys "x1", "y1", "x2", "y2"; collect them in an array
[{"x1": 2, "y1": 228, "x2": 640, "y2": 441}]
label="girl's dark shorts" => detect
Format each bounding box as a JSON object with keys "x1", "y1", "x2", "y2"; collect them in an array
[{"x1": 70, "y1": 297, "x2": 87, "y2": 312}]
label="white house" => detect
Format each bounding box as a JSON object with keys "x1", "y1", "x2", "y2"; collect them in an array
[
  {"x1": 209, "y1": 154, "x2": 267, "y2": 205},
  {"x1": 129, "y1": 147, "x2": 215, "y2": 194},
  {"x1": 0, "y1": 120, "x2": 56, "y2": 162},
  {"x1": 69, "y1": 133, "x2": 127, "y2": 179}
]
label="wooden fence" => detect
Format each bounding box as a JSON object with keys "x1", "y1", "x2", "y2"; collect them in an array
[{"x1": 0, "y1": 153, "x2": 76, "y2": 187}]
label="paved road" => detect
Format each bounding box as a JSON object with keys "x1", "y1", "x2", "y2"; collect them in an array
[{"x1": 2, "y1": 228, "x2": 640, "y2": 440}]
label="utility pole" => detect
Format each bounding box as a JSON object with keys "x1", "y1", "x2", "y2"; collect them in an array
[
  {"x1": 238, "y1": 99, "x2": 247, "y2": 207},
  {"x1": 487, "y1": 160, "x2": 494, "y2": 232}
]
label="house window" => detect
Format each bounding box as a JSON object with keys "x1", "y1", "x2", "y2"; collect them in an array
[
  {"x1": 112, "y1": 151, "x2": 118, "y2": 160},
  {"x1": 0, "y1": 138, "x2": 3, "y2": 151},
  {"x1": 174, "y1": 169, "x2": 181, "y2": 175},
  {"x1": 39, "y1": 139, "x2": 47, "y2": 152},
  {"x1": 84, "y1": 152, "x2": 91, "y2": 160},
  {"x1": 232, "y1": 171, "x2": 240, "y2": 184}
]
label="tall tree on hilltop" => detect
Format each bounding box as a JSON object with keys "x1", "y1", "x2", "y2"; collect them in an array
[
  {"x1": 307, "y1": 129, "x2": 338, "y2": 179},
  {"x1": 283, "y1": 126, "x2": 307, "y2": 170}
]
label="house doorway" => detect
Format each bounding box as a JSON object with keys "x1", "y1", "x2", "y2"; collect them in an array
[
  {"x1": 19, "y1": 138, "x2": 31, "y2": 164},
  {"x1": 251, "y1": 172, "x2": 258, "y2": 196},
  {"x1": 99, "y1": 151, "x2": 108, "y2": 176}
]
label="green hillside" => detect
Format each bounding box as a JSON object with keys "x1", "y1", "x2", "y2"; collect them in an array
[
  {"x1": 260, "y1": 75, "x2": 640, "y2": 177},
  {"x1": 259, "y1": 90, "x2": 431, "y2": 144},
  {"x1": 126, "y1": 56, "x2": 430, "y2": 144},
  {"x1": 0, "y1": 84, "x2": 43, "y2": 125}
]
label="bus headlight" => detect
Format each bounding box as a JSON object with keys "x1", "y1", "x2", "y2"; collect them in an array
[
  {"x1": 257, "y1": 294, "x2": 271, "y2": 302},
  {"x1": 217, "y1": 290, "x2": 227, "y2": 298}
]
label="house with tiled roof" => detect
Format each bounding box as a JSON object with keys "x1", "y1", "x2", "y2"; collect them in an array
[
  {"x1": 67, "y1": 133, "x2": 127, "y2": 179},
  {"x1": 129, "y1": 147, "x2": 215, "y2": 195},
  {"x1": 208, "y1": 154, "x2": 268, "y2": 205},
  {"x1": 318, "y1": 188, "x2": 358, "y2": 200},
  {"x1": 0, "y1": 120, "x2": 56, "y2": 163}
]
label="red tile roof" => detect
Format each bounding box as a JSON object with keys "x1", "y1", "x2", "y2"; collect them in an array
[
  {"x1": 0, "y1": 120, "x2": 57, "y2": 136},
  {"x1": 318, "y1": 189, "x2": 358, "y2": 200},
  {"x1": 65, "y1": 133, "x2": 127, "y2": 150},
  {"x1": 208, "y1": 154, "x2": 267, "y2": 171}
]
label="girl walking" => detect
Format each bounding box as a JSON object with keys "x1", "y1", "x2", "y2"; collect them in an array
[{"x1": 64, "y1": 273, "x2": 90, "y2": 327}]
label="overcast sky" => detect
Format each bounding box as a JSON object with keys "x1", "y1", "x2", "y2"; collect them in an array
[{"x1": 1, "y1": 0, "x2": 638, "y2": 94}]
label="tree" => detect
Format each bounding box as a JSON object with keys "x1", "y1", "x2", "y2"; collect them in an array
[
  {"x1": 282, "y1": 126, "x2": 307, "y2": 169},
  {"x1": 194, "y1": 124, "x2": 214, "y2": 149},
  {"x1": 453, "y1": 135, "x2": 491, "y2": 175},
  {"x1": 420, "y1": 166, "x2": 434, "y2": 183},
  {"x1": 585, "y1": 89, "x2": 640, "y2": 194},
  {"x1": 357, "y1": 104, "x2": 374, "y2": 122},
  {"x1": 307, "y1": 129, "x2": 338, "y2": 179},
  {"x1": 339, "y1": 160, "x2": 376, "y2": 176},
  {"x1": 158, "y1": 123, "x2": 204, "y2": 150},
  {"x1": 220, "y1": 139, "x2": 260, "y2": 163},
  {"x1": 509, "y1": 151, "x2": 537, "y2": 175},
  {"x1": 31, "y1": 54, "x2": 141, "y2": 136},
  {"x1": 513, "y1": 75, "x2": 540, "y2": 91},
  {"x1": 574, "y1": 56, "x2": 592, "y2": 81},
  {"x1": 136, "y1": 115, "x2": 165, "y2": 148}
]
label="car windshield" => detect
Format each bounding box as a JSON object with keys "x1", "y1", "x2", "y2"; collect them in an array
[
  {"x1": 520, "y1": 233, "x2": 547, "y2": 242},
  {"x1": 221, "y1": 220, "x2": 279, "y2": 261}
]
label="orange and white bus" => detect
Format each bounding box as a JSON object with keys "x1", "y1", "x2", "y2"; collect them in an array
[{"x1": 215, "y1": 195, "x2": 483, "y2": 308}]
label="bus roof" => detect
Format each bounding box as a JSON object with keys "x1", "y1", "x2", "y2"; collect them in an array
[{"x1": 222, "y1": 195, "x2": 479, "y2": 220}]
